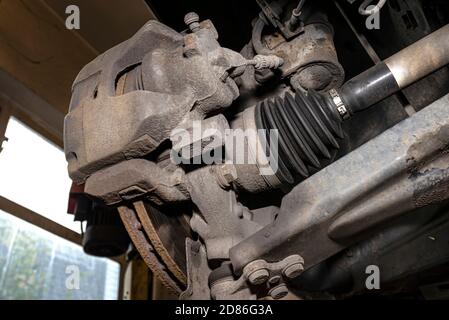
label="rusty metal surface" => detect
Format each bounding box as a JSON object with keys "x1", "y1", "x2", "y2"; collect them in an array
[
  {"x1": 118, "y1": 205, "x2": 184, "y2": 295},
  {"x1": 187, "y1": 167, "x2": 262, "y2": 260},
  {"x1": 65, "y1": 19, "x2": 244, "y2": 184},
  {"x1": 261, "y1": 21, "x2": 344, "y2": 91},
  {"x1": 134, "y1": 201, "x2": 188, "y2": 286},
  {"x1": 63, "y1": 3, "x2": 449, "y2": 300},
  {"x1": 85, "y1": 158, "x2": 190, "y2": 205},
  {"x1": 180, "y1": 239, "x2": 212, "y2": 300},
  {"x1": 230, "y1": 93, "x2": 449, "y2": 273}
]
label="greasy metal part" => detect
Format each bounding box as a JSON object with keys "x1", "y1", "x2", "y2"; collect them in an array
[
  {"x1": 215, "y1": 164, "x2": 238, "y2": 190},
  {"x1": 180, "y1": 239, "x2": 212, "y2": 300},
  {"x1": 65, "y1": 18, "x2": 245, "y2": 184},
  {"x1": 239, "y1": 106, "x2": 284, "y2": 191},
  {"x1": 85, "y1": 159, "x2": 190, "y2": 206},
  {"x1": 171, "y1": 115, "x2": 230, "y2": 164},
  {"x1": 385, "y1": 24, "x2": 449, "y2": 88},
  {"x1": 208, "y1": 264, "x2": 262, "y2": 300},
  {"x1": 186, "y1": 167, "x2": 261, "y2": 260},
  {"x1": 264, "y1": 23, "x2": 345, "y2": 91},
  {"x1": 256, "y1": 0, "x2": 305, "y2": 40},
  {"x1": 339, "y1": 62, "x2": 400, "y2": 116},
  {"x1": 268, "y1": 284, "x2": 289, "y2": 299},
  {"x1": 251, "y1": 3, "x2": 344, "y2": 92},
  {"x1": 64, "y1": 5, "x2": 449, "y2": 300},
  {"x1": 231, "y1": 65, "x2": 384, "y2": 194},
  {"x1": 332, "y1": 24, "x2": 449, "y2": 119},
  {"x1": 243, "y1": 255, "x2": 305, "y2": 285},
  {"x1": 368, "y1": 0, "x2": 449, "y2": 113},
  {"x1": 210, "y1": 254, "x2": 304, "y2": 300},
  {"x1": 334, "y1": 0, "x2": 417, "y2": 116},
  {"x1": 208, "y1": 262, "x2": 235, "y2": 288},
  {"x1": 118, "y1": 205, "x2": 184, "y2": 295},
  {"x1": 246, "y1": 55, "x2": 285, "y2": 70},
  {"x1": 309, "y1": 205, "x2": 449, "y2": 295},
  {"x1": 228, "y1": 106, "x2": 285, "y2": 194},
  {"x1": 287, "y1": 0, "x2": 306, "y2": 31},
  {"x1": 134, "y1": 201, "x2": 188, "y2": 286},
  {"x1": 230, "y1": 93, "x2": 449, "y2": 274},
  {"x1": 210, "y1": 274, "x2": 256, "y2": 300}
]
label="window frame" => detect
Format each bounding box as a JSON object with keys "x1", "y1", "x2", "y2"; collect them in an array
[{"x1": 0, "y1": 113, "x2": 127, "y2": 300}]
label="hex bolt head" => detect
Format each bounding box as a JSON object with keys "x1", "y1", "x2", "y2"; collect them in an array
[
  {"x1": 215, "y1": 164, "x2": 238, "y2": 189},
  {"x1": 248, "y1": 269, "x2": 269, "y2": 285},
  {"x1": 221, "y1": 165, "x2": 237, "y2": 184},
  {"x1": 283, "y1": 263, "x2": 304, "y2": 279},
  {"x1": 269, "y1": 284, "x2": 289, "y2": 300}
]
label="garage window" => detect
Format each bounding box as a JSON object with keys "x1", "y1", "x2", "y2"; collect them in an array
[
  {"x1": 0, "y1": 117, "x2": 121, "y2": 300},
  {"x1": 0, "y1": 209, "x2": 120, "y2": 300},
  {"x1": 0, "y1": 117, "x2": 78, "y2": 232}
]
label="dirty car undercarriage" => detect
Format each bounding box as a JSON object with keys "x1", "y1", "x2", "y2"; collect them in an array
[{"x1": 64, "y1": 0, "x2": 449, "y2": 299}]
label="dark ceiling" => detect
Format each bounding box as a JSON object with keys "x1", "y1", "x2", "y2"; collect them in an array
[{"x1": 147, "y1": 0, "x2": 260, "y2": 51}]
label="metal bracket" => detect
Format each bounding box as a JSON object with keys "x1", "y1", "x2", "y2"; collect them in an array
[
  {"x1": 241, "y1": 255, "x2": 305, "y2": 299},
  {"x1": 180, "y1": 239, "x2": 212, "y2": 300},
  {"x1": 256, "y1": 0, "x2": 304, "y2": 39}
]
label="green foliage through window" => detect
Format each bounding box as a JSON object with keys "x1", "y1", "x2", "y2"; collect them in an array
[{"x1": 0, "y1": 210, "x2": 120, "y2": 300}]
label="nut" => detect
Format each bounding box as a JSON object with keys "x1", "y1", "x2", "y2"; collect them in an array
[
  {"x1": 248, "y1": 269, "x2": 269, "y2": 285},
  {"x1": 282, "y1": 263, "x2": 304, "y2": 279},
  {"x1": 221, "y1": 164, "x2": 237, "y2": 184},
  {"x1": 283, "y1": 262, "x2": 304, "y2": 279},
  {"x1": 269, "y1": 284, "x2": 288, "y2": 300},
  {"x1": 216, "y1": 164, "x2": 237, "y2": 189}
]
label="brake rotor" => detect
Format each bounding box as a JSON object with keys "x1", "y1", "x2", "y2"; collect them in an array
[{"x1": 118, "y1": 201, "x2": 191, "y2": 295}]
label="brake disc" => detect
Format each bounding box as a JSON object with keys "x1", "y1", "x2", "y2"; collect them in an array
[{"x1": 118, "y1": 201, "x2": 191, "y2": 295}]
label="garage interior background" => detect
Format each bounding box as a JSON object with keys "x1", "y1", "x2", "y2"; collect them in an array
[{"x1": 0, "y1": 0, "x2": 176, "y2": 300}]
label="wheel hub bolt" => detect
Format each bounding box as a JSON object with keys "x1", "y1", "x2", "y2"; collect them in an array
[{"x1": 248, "y1": 269, "x2": 269, "y2": 285}]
